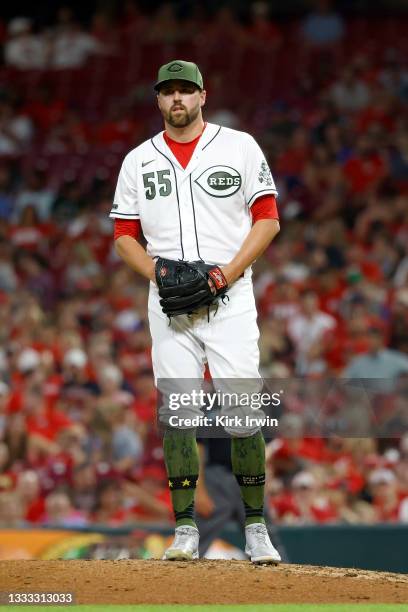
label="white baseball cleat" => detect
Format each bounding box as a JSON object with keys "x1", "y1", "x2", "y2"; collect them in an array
[
  {"x1": 163, "y1": 525, "x2": 199, "y2": 561},
  {"x1": 245, "y1": 523, "x2": 281, "y2": 565}
]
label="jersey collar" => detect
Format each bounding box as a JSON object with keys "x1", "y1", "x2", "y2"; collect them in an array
[{"x1": 152, "y1": 123, "x2": 222, "y2": 173}]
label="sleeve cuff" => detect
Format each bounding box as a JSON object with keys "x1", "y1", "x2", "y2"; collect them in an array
[
  {"x1": 109, "y1": 212, "x2": 140, "y2": 219},
  {"x1": 247, "y1": 189, "x2": 278, "y2": 208}
]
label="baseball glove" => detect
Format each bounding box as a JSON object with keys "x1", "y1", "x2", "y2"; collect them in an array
[{"x1": 155, "y1": 258, "x2": 229, "y2": 317}]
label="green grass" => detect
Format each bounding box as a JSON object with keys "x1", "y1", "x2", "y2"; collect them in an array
[{"x1": 1, "y1": 605, "x2": 408, "y2": 612}]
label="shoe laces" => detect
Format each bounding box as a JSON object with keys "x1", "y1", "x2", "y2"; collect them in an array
[
  {"x1": 174, "y1": 527, "x2": 195, "y2": 546},
  {"x1": 248, "y1": 524, "x2": 269, "y2": 546}
]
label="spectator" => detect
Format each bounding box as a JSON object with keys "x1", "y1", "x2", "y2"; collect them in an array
[
  {"x1": 147, "y1": 3, "x2": 185, "y2": 44},
  {"x1": 266, "y1": 413, "x2": 327, "y2": 480},
  {"x1": 94, "y1": 105, "x2": 141, "y2": 148},
  {"x1": 248, "y1": 1, "x2": 282, "y2": 50},
  {"x1": 126, "y1": 467, "x2": 172, "y2": 521},
  {"x1": 16, "y1": 348, "x2": 41, "y2": 380},
  {"x1": 43, "y1": 490, "x2": 88, "y2": 526},
  {"x1": 13, "y1": 169, "x2": 54, "y2": 223},
  {"x1": 271, "y1": 470, "x2": 338, "y2": 524},
  {"x1": 119, "y1": 0, "x2": 146, "y2": 34},
  {"x1": 356, "y1": 86, "x2": 396, "y2": 135},
  {"x1": 368, "y1": 468, "x2": 407, "y2": 522},
  {"x1": 303, "y1": 144, "x2": 342, "y2": 201},
  {"x1": 16, "y1": 253, "x2": 56, "y2": 310},
  {"x1": 342, "y1": 135, "x2": 388, "y2": 198},
  {"x1": 98, "y1": 401, "x2": 143, "y2": 474},
  {"x1": 0, "y1": 165, "x2": 15, "y2": 221},
  {"x1": 9, "y1": 207, "x2": 53, "y2": 256},
  {"x1": 4, "y1": 412, "x2": 27, "y2": 470},
  {"x1": 0, "y1": 241, "x2": 18, "y2": 293},
  {"x1": 389, "y1": 132, "x2": 408, "y2": 187},
  {"x1": 15, "y1": 470, "x2": 45, "y2": 523},
  {"x1": 0, "y1": 491, "x2": 26, "y2": 527},
  {"x1": 51, "y1": 180, "x2": 85, "y2": 224},
  {"x1": 399, "y1": 496, "x2": 408, "y2": 522},
  {"x1": 23, "y1": 83, "x2": 66, "y2": 132},
  {"x1": 4, "y1": 17, "x2": 48, "y2": 69},
  {"x1": 0, "y1": 100, "x2": 33, "y2": 156},
  {"x1": 276, "y1": 127, "x2": 311, "y2": 181},
  {"x1": 131, "y1": 368, "x2": 156, "y2": 427},
  {"x1": 287, "y1": 289, "x2": 337, "y2": 374},
  {"x1": 45, "y1": 110, "x2": 91, "y2": 153},
  {"x1": 0, "y1": 382, "x2": 9, "y2": 439},
  {"x1": 205, "y1": 5, "x2": 248, "y2": 48},
  {"x1": 23, "y1": 385, "x2": 74, "y2": 454},
  {"x1": 301, "y1": 0, "x2": 345, "y2": 47},
  {"x1": 389, "y1": 288, "x2": 408, "y2": 354},
  {"x1": 63, "y1": 243, "x2": 102, "y2": 293},
  {"x1": 71, "y1": 463, "x2": 97, "y2": 514},
  {"x1": 51, "y1": 9, "x2": 105, "y2": 69},
  {"x1": 330, "y1": 67, "x2": 371, "y2": 113},
  {"x1": 92, "y1": 479, "x2": 129, "y2": 525},
  {"x1": 258, "y1": 316, "x2": 294, "y2": 373},
  {"x1": 61, "y1": 348, "x2": 92, "y2": 398},
  {"x1": 90, "y1": 11, "x2": 119, "y2": 51},
  {"x1": 0, "y1": 441, "x2": 13, "y2": 490},
  {"x1": 343, "y1": 327, "x2": 408, "y2": 380}
]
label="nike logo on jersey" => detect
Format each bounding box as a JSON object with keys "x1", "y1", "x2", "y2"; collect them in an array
[{"x1": 142, "y1": 160, "x2": 155, "y2": 167}]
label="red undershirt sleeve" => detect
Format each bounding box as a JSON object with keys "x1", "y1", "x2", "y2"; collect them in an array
[
  {"x1": 114, "y1": 219, "x2": 141, "y2": 240},
  {"x1": 250, "y1": 194, "x2": 279, "y2": 223}
]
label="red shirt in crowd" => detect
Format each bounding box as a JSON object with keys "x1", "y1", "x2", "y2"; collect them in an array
[
  {"x1": 26, "y1": 403, "x2": 73, "y2": 442},
  {"x1": 343, "y1": 154, "x2": 387, "y2": 195},
  {"x1": 9, "y1": 222, "x2": 54, "y2": 251},
  {"x1": 269, "y1": 437, "x2": 328, "y2": 464},
  {"x1": 271, "y1": 491, "x2": 338, "y2": 524},
  {"x1": 25, "y1": 497, "x2": 46, "y2": 523},
  {"x1": 373, "y1": 492, "x2": 408, "y2": 522}
]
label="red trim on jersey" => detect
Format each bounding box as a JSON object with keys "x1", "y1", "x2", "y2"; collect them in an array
[
  {"x1": 251, "y1": 194, "x2": 279, "y2": 223},
  {"x1": 114, "y1": 219, "x2": 141, "y2": 240},
  {"x1": 163, "y1": 123, "x2": 207, "y2": 169}
]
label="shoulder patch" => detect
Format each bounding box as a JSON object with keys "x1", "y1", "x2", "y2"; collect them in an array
[{"x1": 258, "y1": 160, "x2": 273, "y2": 186}]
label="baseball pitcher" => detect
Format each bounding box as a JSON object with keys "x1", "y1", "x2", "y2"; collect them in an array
[{"x1": 111, "y1": 60, "x2": 281, "y2": 564}]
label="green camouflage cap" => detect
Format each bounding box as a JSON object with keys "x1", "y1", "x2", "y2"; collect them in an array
[{"x1": 154, "y1": 60, "x2": 203, "y2": 92}]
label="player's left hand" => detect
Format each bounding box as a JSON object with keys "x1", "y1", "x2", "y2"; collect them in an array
[{"x1": 155, "y1": 257, "x2": 229, "y2": 317}]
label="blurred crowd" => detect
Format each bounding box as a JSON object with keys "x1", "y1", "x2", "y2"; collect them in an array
[{"x1": 0, "y1": 0, "x2": 408, "y2": 528}]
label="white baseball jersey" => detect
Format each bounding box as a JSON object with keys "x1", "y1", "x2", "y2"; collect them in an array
[{"x1": 109, "y1": 123, "x2": 278, "y2": 268}]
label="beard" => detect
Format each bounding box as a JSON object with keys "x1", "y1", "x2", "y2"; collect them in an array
[{"x1": 164, "y1": 103, "x2": 200, "y2": 127}]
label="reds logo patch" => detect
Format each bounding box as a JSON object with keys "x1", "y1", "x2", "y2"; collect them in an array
[
  {"x1": 168, "y1": 63, "x2": 183, "y2": 72},
  {"x1": 194, "y1": 166, "x2": 242, "y2": 198},
  {"x1": 160, "y1": 266, "x2": 168, "y2": 277}
]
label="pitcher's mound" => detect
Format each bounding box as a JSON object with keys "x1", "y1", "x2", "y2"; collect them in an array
[{"x1": 2, "y1": 560, "x2": 408, "y2": 604}]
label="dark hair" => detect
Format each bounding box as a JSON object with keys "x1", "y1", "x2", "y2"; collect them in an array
[{"x1": 93, "y1": 478, "x2": 121, "y2": 512}]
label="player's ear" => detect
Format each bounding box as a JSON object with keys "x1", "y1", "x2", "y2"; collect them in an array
[{"x1": 200, "y1": 89, "x2": 206, "y2": 108}]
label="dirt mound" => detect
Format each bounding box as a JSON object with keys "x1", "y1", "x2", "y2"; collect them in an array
[{"x1": 1, "y1": 560, "x2": 408, "y2": 604}]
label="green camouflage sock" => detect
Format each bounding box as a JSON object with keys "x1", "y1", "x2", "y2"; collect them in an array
[
  {"x1": 231, "y1": 430, "x2": 266, "y2": 526},
  {"x1": 163, "y1": 428, "x2": 199, "y2": 528}
]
